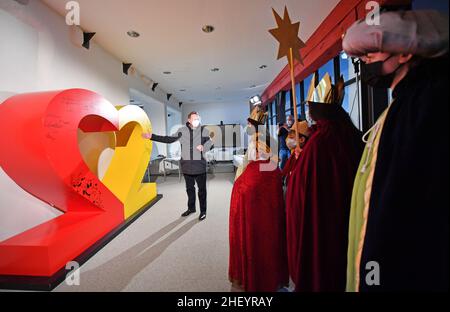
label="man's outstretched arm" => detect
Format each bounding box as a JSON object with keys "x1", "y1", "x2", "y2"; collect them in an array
[{"x1": 142, "y1": 132, "x2": 181, "y2": 144}]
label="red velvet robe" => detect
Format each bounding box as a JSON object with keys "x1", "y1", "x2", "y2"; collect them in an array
[
  {"x1": 229, "y1": 160, "x2": 289, "y2": 292},
  {"x1": 282, "y1": 152, "x2": 300, "y2": 180},
  {"x1": 286, "y1": 119, "x2": 363, "y2": 292}
]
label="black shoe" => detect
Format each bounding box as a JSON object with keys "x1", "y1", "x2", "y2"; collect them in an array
[
  {"x1": 181, "y1": 210, "x2": 196, "y2": 217},
  {"x1": 198, "y1": 213, "x2": 206, "y2": 221}
]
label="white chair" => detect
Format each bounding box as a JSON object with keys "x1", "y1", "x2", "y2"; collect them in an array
[
  {"x1": 204, "y1": 149, "x2": 216, "y2": 173},
  {"x1": 233, "y1": 148, "x2": 246, "y2": 171},
  {"x1": 162, "y1": 141, "x2": 182, "y2": 181}
]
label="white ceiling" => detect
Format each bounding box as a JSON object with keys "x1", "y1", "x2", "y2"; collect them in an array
[{"x1": 42, "y1": 0, "x2": 340, "y2": 105}]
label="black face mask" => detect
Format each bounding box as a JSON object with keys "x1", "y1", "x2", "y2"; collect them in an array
[{"x1": 362, "y1": 55, "x2": 400, "y2": 89}]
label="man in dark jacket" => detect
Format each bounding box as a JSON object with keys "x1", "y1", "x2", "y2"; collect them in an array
[{"x1": 142, "y1": 111, "x2": 213, "y2": 221}]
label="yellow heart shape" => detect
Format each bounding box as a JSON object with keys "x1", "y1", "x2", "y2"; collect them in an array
[{"x1": 78, "y1": 105, "x2": 157, "y2": 219}]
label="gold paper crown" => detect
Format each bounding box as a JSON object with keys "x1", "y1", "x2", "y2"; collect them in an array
[
  {"x1": 306, "y1": 73, "x2": 345, "y2": 105},
  {"x1": 248, "y1": 104, "x2": 268, "y2": 125},
  {"x1": 288, "y1": 121, "x2": 310, "y2": 138},
  {"x1": 296, "y1": 121, "x2": 310, "y2": 137}
]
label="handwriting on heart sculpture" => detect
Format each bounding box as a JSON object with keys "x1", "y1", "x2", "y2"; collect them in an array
[{"x1": 0, "y1": 89, "x2": 156, "y2": 277}]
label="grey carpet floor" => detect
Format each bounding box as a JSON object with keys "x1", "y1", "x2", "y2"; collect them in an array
[{"x1": 53, "y1": 172, "x2": 242, "y2": 292}]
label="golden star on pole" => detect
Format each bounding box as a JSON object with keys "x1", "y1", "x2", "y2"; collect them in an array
[
  {"x1": 269, "y1": 6, "x2": 306, "y2": 67},
  {"x1": 268, "y1": 6, "x2": 306, "y2": 148}
]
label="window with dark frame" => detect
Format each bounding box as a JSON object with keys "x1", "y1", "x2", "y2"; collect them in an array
[
  {"x1": 268, "y1": 52, "x2": 381, "y2": 131},
  {"x1": 294, "y1": 82, "x2": 303, "y2": 121},
  {"x1": 284, "y1": 90, "x2": 292, "y2": 120},
  {"x1": 318, "y1": 58, "x2": 336, "y2": 84},
  {"x1": 339, "y1": 52, "x2": 363, "y2": 129},
  {"x1": 271, "y1": 99, "x2": 277, "y2": 126}
]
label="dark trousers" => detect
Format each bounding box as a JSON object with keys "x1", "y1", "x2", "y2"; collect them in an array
[{"x1": 184, "y1": 173, "x2": 207, "y2": 213}]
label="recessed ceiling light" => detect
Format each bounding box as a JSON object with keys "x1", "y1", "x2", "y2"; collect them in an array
[
  {"x1": 127, "y1": 30, "x2": 140, "y2": 38},
  {"x1": 259, "y1": 65, "x2": 267, "y2": 69},
  {"x1": 202, "y1": 25, "x2": 215, "y2": 33},
  {"x1": 163, "y1": 71, "x2": 172, "y2": 75},
  {"x1": 211, "y1": 68, "x2": 220, "y2": 72}
]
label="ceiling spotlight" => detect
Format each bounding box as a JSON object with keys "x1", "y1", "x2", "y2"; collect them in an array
[
  {"x1": 202, "y1": 25, "x2": 215, "y2": 33},
  {"x1": 127, "y1": 30, "x2": 140, "y2": 38},
  {"x1": 249, "y1": 95, "x2": 262, "y2": 106},
  {"x1": 122, "y1": 62, "x2": 133, "y2": 75},
  {"x1": 163, "y1": 71, "x2": 172, "y2": 75},
  {"x1": 82, "y1": 32, "x2": 96, "y2": 49},
  {"x1": 259, "y1": 65, "x2": 267, "y2": 69},
  {"x1": 211, "y1": 68, "x2": 220, "y2": 72}
]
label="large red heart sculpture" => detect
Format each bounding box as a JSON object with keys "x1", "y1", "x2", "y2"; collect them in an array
[{"x1": 0, "y1": 89, "x2": 126, "y2": 277}]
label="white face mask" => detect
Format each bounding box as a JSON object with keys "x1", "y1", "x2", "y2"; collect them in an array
[
  {"x1": 191, "y1": 119, "x2": 200, "y2": 128},
  {"x1": 286, "y1": 138, "x2": 297, "y2": 150}
]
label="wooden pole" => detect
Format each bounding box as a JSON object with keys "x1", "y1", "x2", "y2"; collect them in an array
[{"x1": 289, "y1": 47, "x2": 299, "y2": 145}]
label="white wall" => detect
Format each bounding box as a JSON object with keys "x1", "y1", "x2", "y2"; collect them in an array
[
  {"x1": 0, "y1": 0, "x2": 179, "y2": 241},
  {"x1": 0, "y1": 1, "x2": 128, "y2": 104},
  {"x1": 182, "y1": 101, "x2": 250, "y2": 127},
  {"x1": 130, "y1": 88, "x2": 169, "y2": 158},
  {"x1": 167, "y1": 106, "x2": 182, "y2": 135}
]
